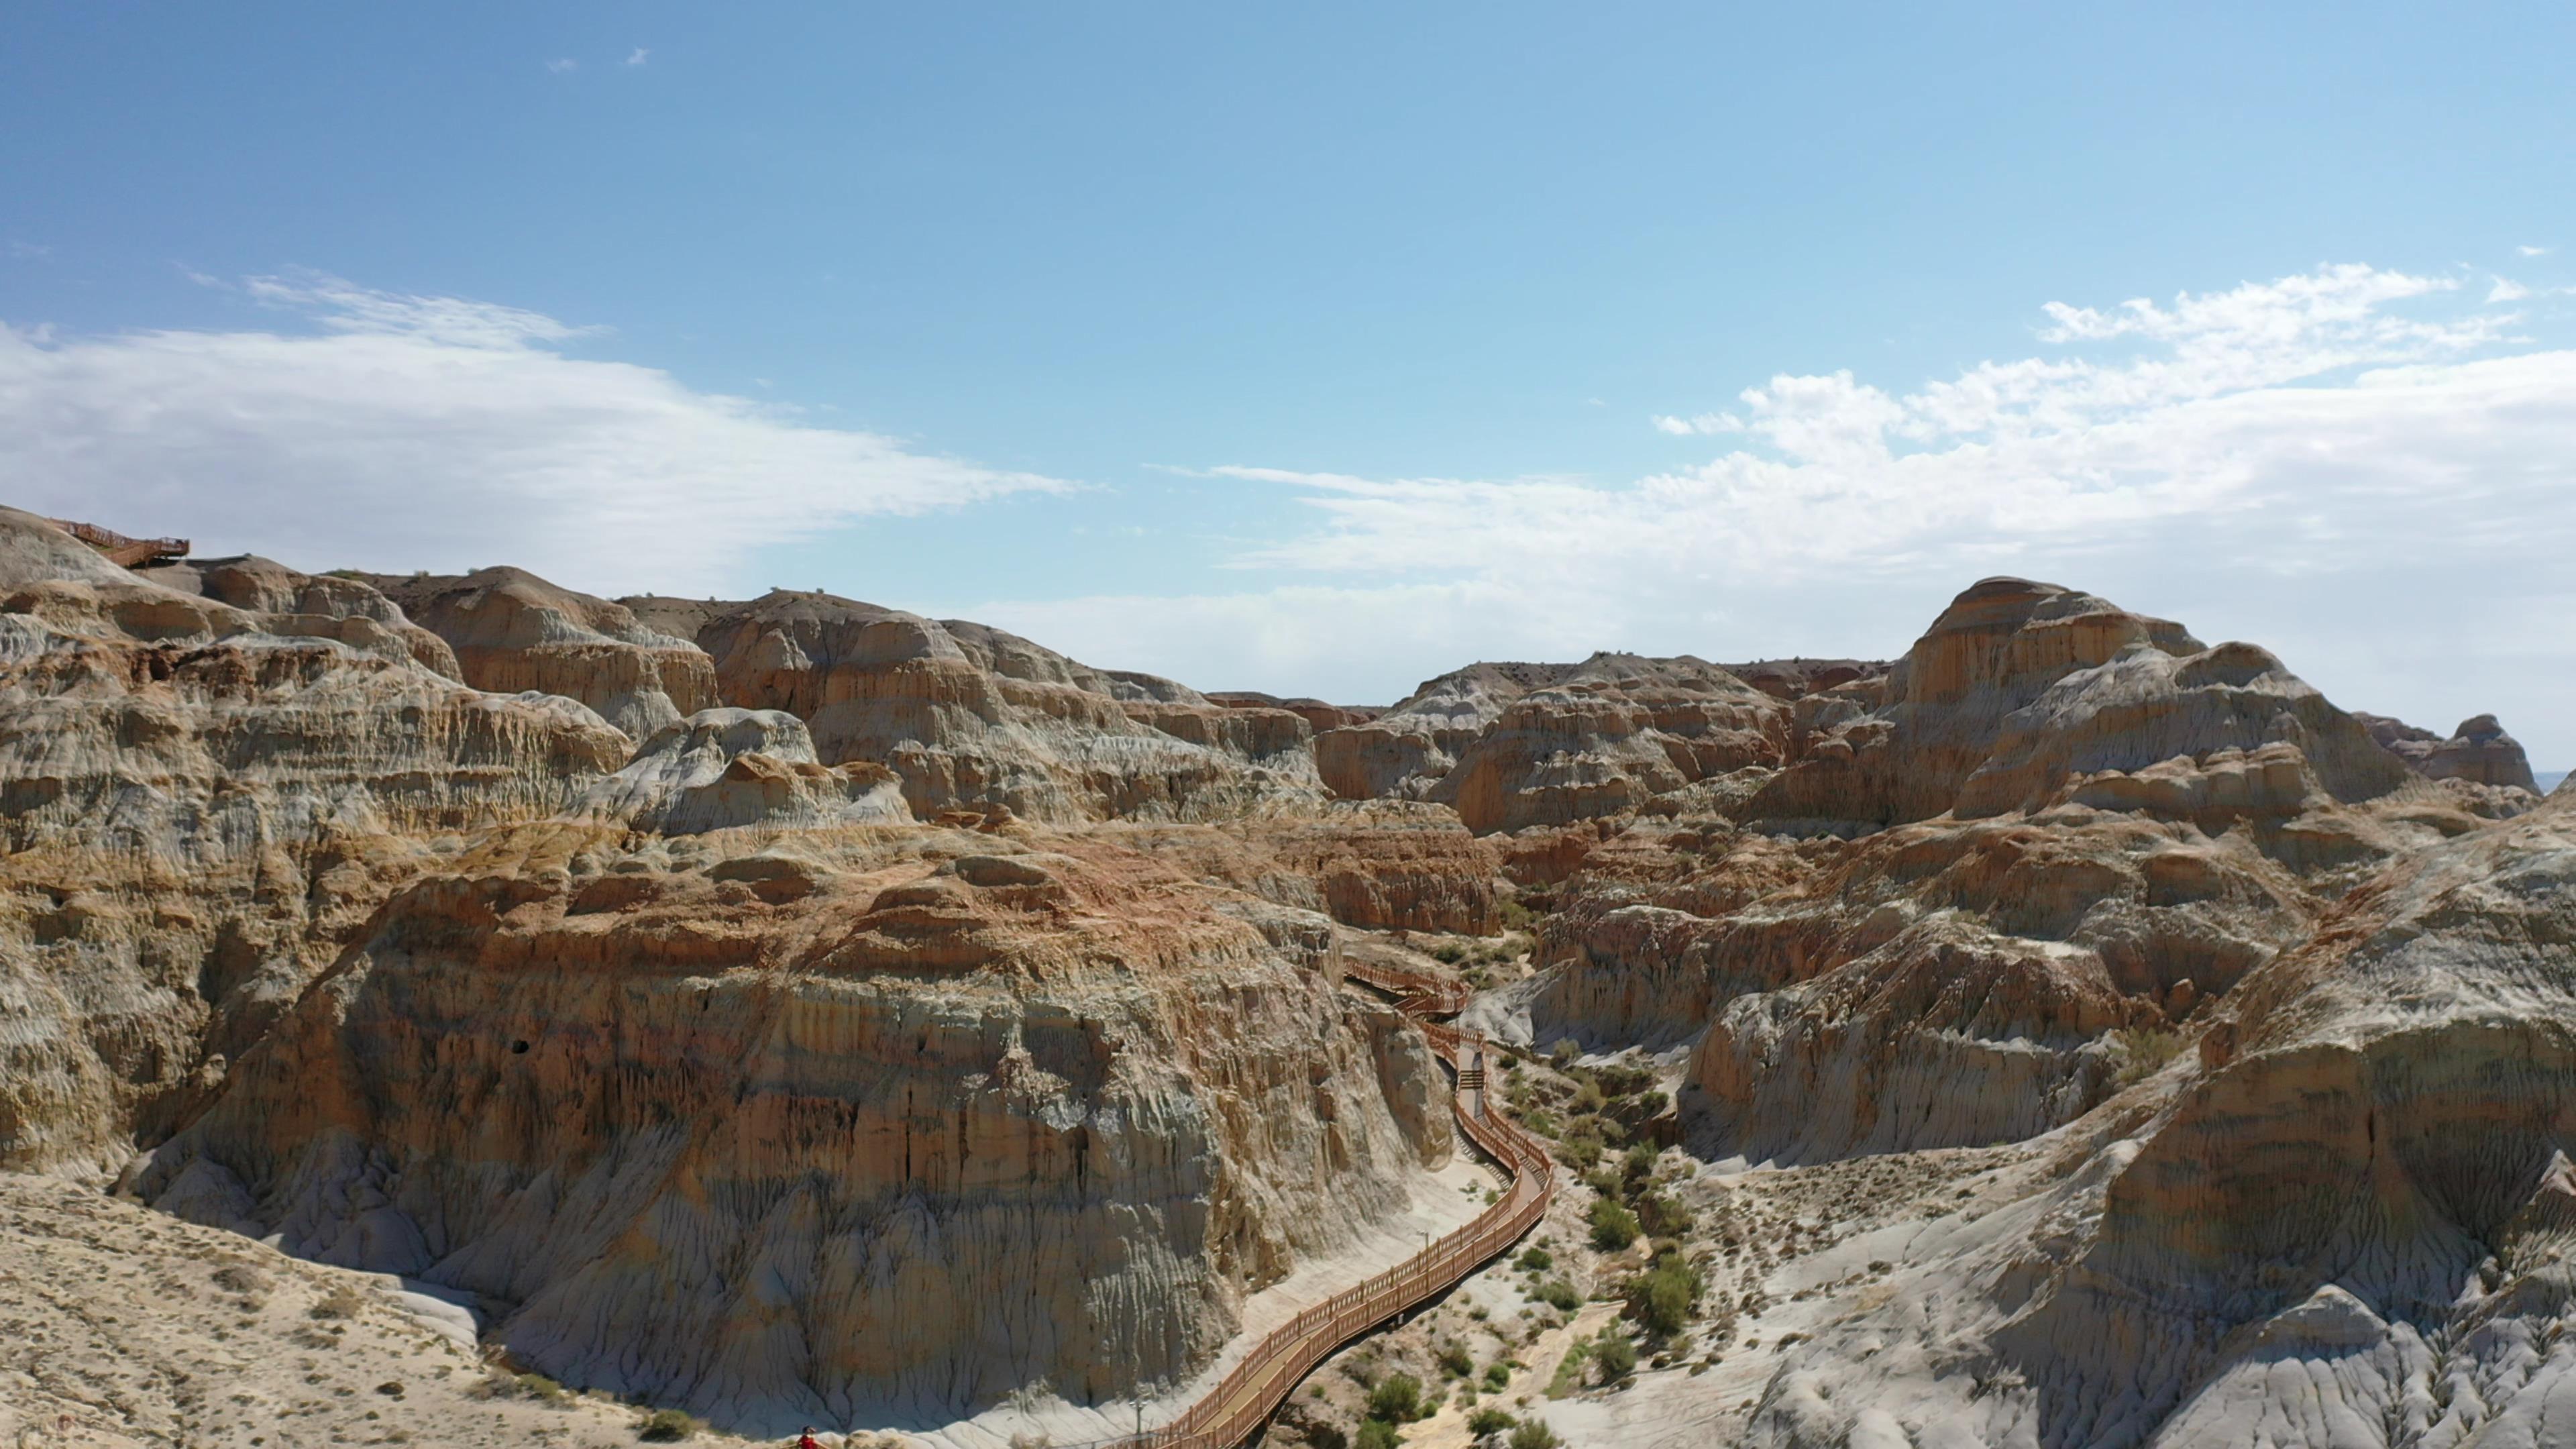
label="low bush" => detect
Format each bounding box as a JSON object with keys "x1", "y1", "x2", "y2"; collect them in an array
[
  {"x1": 1593, "y1": 1333, "x2": 1637, "y2": 1382},
  {"x1": 1368, "y1": 1373, "x2": 1425, "y2": 1423},
  {"x1": 1589, "y1": 1198, "x2": 1640, "y2": 1252},
  {"x1": 638, "y1": 1408, "x2": 701, "y2": 1442}
]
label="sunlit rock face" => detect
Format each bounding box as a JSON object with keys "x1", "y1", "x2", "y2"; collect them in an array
[
  {"x1": 1316, "y1": 654, "x2": 1789, "y2": 833},
  {"x1": 628, "y1": 590, "x2": 1328, "y2": 825},
  {"x1": 133, "y1": 830, "x2": 1448, "y2": 1425},
  {"x1": 1727, "y1": 792, "x2": 2576, "y2": 1449},
  {"x1": 369, "y1": 567, "x2": 720, "y2": 741},
  {"x1": 0, "y1": 506, "x2": 1456, "y2": 1430},
  {"x1": 1527, "y1": 578, "x2": 2537, "y2": 1168},
  {"x1": 0, "y1": 509, "x2": 631, "y2": 1175},
  {"x1": 2359, "y1": 708, "x2": 2544, "y2": 794}
]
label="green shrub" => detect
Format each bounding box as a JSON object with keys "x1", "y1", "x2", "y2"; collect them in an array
[
  {"x1": 1355, "y1": 1420, "x2": 1402, "y2": 1449},
  {"x1": 1535, "y1": 1279, "x2": 1581, "y2": 1313},
  {"x1": 637, "y1": 1408, "x2": 701, "y2": 1442},
  {"x1": 2112, "y1": 1026, "x2": 2184, "y2": 1087},
  {"x1": 1509, "y1": 1421, "x2": 1562, "y2": 1449},
  {"x1": 1634, "y1": 1190, "x2": 1692, "y2": 1238},
  {"x1": 1368, "y1": 1373, "x2": 1425, "y2": 1423},
  {"x1": 1436, "y1": 1340, "x2": 1474, "y2": 1378},
  {"x1": 1483, "y1": 1361, "x2": 1512, "y2": 1391},
  {"x1": 1467, "y1": 1407, "x2": 1516, "y2": 1438},
  {"x1": 1516, "y1": 1246, "x2": 1552, "y2": 1273},
  {"x1": 1307, "y1": 1427, "x2": 1348, "y2": 1449},
  {"x1": 1593, "y1": 1332, "x2": 1637, "y2": 1381},
  {"x1": 1589, "y1": 1198, "x2": 1640, "y2": 1252},
  {"x1": 1625, "y1": 1250, "x2": 1705, "y2": 1337}
]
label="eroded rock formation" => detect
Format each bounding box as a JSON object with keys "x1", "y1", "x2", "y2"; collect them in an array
[
  {"x1": 133, "y1": 828, "x2": 1446, "y2": 1425},
  {"x1": 9, "y1": 510, "x2": 2568, "y2": 1448},
  {"x1": 370, "y1": 568, "x2": 720, "y2": 739}
]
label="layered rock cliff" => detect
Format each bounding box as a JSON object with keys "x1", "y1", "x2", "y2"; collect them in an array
[
  {"x1": 633, "y1": 590, "x2": 1328, "y2": 824},
  {"x1": 1525, "y1": 579, "x2": 2538, "y2": 1169},
  {"x1": 133, "y1": 827, "x2": 1448, "y2": 1426},
  {"x1": 370, "y1": 568, "x2": 720, "y2": 740},
  {"x1": 1736, "y1": 788, "x2": 2576, "y2": 1448}
]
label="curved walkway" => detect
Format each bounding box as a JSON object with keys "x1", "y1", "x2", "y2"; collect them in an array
[{"x1": 1099, "y1": 953, "x2": 1557, "y2": 1449}]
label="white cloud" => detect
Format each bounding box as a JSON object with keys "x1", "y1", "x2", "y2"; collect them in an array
[
  {"x1": 545, "y1": 58, "x2": 578, "y2": 74},
  {"x1": 0, "y1": 274, "x2": 1067, "y2": 595},
  {"x1": 2489, "y1": 276, "x2": 2532, "y2": 303},
  {"x1": 626, "y1": 48, "x2": 649, "y2": 66},
  {"x1": 2521, "y1": 245, "x2": 2552, "y2": 258},
  {"x1": 1651, "y1": 411, "x2": 1741, "y2": 436},
  {"x1": 1022, "y1": 263, "x2": 2576, "y2": 762}
]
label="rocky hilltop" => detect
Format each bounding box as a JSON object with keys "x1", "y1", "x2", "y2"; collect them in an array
[{"x1": 6, "y1": 508, "x2": 2567, "y2": 1448}]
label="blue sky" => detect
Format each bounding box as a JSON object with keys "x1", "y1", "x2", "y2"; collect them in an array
[{"x1": 5, "y1": 3, "x2": 2574, "y2": 763}]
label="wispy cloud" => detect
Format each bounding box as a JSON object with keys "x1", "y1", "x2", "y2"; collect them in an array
[
  {"x1": 625, "y1": 48, "x2": 649, "y2": 66},
  {"x1": 2521, "y1": 244, "x2": 2553, "y2": 258},
  {"x1": 545, "y1": 58, "x2": 578, "y2": 74},
  {"x1": 2489, "y1": 276, "x2": 2532, "y2": 303},
  {"x1": 0, "y1": 274, "x2": 1067, "y2": 594},
  {"x1": 1650, "y1": 411, "x2": 1741, "y2": 436},
  {"x1": 1012, "y1": 262, "x2": 2576, "y2": 759},
  {"x1": 5, "y1": 241, "x2": 48, "y2": 262}
]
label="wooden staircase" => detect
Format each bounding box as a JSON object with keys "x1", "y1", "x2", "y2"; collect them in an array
[{"x1": 47, "y1": 519, "x2": 191, "y2": 570}]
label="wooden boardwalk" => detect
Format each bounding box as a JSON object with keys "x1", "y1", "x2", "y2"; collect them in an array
[{"x1": 1093, "y1": 953, "x2": 1554, "y2": 1449}]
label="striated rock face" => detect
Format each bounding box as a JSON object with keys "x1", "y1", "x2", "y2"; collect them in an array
[
  {"x1": 2359, "y1": 709, "x2": 2542, "y2": 792},
  {"x1": 1526, "y1": 578, "x2": 2539, "y2": 1169},
  {"x1": 133, "y1": 829, "x2": 1447, "y2": 1426},
  {"x1": 1741, "y1": 790, "x2": 2576, "y2": 1448},
  {"x1": 0, "y1": 507, "x2": 1464, "y2": 1432},
  {"x1": 1119, "y1": 804, "x2": 1511, "y2": 936},
  {"x1": 370, "y1": 568, "x2": 719, "y2": 740},
  {"x1": 17, "y1": 504, "x2": 2569, "y2": 1449},
  {"x1": 1207, "y1": 691, "x2": 1385, "y2": 733},
  {"x1": 1318, "y1": 655, "x2": 1788, "y2": 834},
  {"x1": 575, "y1": 708, "x2": 912, "y2": 833},
  {"x1": 655, "y1": 590, "x2": 1326, "y2": 824},
  {"x1": 1735, "y1": 578, "x2": 2440, "y2": 837},
  {"x1": 0, "y1": 509, "x2": 633, "y2": 1175}
]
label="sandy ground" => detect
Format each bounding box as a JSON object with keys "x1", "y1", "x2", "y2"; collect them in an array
[
  {"x1": 0, "y1": 1173, "x2": 657, "y2": 1449},
  {"x1": 0, "y1": 1147, "x2": 1493, "y2": 1449}
]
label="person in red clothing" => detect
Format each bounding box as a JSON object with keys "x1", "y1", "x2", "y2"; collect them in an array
[{"x1": 796, "y1": 1429, "x2": 823, "y2": 1449}]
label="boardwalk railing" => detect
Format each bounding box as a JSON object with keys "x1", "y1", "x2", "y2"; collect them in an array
[
  {"x1": 46, "y1": 519, "x2": 191, "y2": 569},
  {"x1": 1090, "y1": 957, "x2": 1554, "y2": 1449}
]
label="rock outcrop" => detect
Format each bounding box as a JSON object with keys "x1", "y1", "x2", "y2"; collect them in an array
[
  {"x1": 2358, "y1": 709, "x2": 2542, "y2": 793},
  {"x1": 1317, "y1": 655, "x2": 1788, "y2": 833},
  {"x1": 643, "y1": 590, "x2": 1327, "y2": 824},
  {"x1": 0, "y1": 510, "x2": 633, "y2": 1175},
  {"x1": 134, "y1": 828, "x2": 1448, "y2": 1427},
  {"x1": 13, "y1": 502, "x2": 2567, "y2": 1449},
  {"x1": 1736, "y1": 788, "x2": 2576, "y2": 1448},
  {"x1": 370, "y1": 568, "x2": 719, "y2": 739},
  {"x1": 1529, "y1": 580, "x2": 2530, "y2": 1168},
  {"x1": 575, "y1": 708, "x2": 912, "y2": 833}
]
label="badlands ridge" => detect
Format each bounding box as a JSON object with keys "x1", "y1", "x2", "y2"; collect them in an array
[{"x1": 0, "y1": 505, "x2": 2567, "y2": 1449}]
